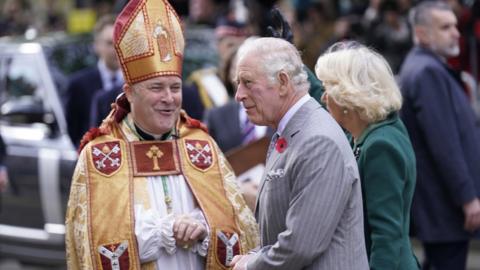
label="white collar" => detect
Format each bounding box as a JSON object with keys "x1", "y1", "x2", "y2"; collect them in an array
[
  {"x1": 97, "y1": 60, "x2": 123, "y2": 90},
  {"x1": 276, "y1": 94, "x2": 311, "y2": 136}
]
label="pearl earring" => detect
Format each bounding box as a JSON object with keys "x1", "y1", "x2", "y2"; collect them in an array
[{"x1": 343, "y1": 109, "x2": 348, "y2": 115}]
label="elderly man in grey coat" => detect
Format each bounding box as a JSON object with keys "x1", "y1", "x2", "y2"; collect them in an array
[{"x1": 230, "y1": 37, "x2": 368, "y2": 270}]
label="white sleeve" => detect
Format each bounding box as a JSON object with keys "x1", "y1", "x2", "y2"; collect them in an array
[{"x1": 134, "y1": 205, "x2": 176, "y2": 262}]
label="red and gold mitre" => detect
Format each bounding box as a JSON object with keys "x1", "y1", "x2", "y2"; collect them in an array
[{"x1": 113, "y1": 0, "x2": 184, "y2": 84}]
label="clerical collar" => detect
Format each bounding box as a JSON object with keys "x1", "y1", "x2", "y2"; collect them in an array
[{"x1": 134, "y1": 124, "x2": 172, "y2": 141}]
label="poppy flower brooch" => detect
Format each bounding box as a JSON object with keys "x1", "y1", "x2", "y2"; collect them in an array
[{"x1": 275, "y1": 137, "x2": 288, "y2": 153}]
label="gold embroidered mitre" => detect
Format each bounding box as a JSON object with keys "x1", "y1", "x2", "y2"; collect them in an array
[{"x1": 114, "y1": 0, "x2": 184, "y2": 84}]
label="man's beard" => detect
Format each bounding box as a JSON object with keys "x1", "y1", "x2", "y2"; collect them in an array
[
  {"x1": 444, "y1": 44, "x2": 460, "y2": 57},
  {"x1": 432, "y1": 43, "x2": 460, "y2": 58}
]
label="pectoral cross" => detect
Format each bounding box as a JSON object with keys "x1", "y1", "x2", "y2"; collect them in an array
[{"x1": 146, "y1": 145, "x2": 163, "y2": 171}]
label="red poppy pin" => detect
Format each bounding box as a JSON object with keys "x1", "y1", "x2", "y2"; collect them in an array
[{"x1": 275, "y1": 137, "x2": 288, "y2": 153}]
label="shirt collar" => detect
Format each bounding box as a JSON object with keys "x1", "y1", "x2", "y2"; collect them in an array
[
  {"x1": 97, "y1": 60, "x2": 123, "y2": 90},
  {"x1": 277, "y1": 94, "x2": 310, "y2": 136},
  {"x1": 125, "y1": 114, "x2": 176, "y2": 141}
]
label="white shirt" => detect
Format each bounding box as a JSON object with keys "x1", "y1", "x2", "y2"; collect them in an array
[
  {"x1": 134, "y1": 175, "x2": 209, "y2": 269},
  {"x1": 97, "y1": 60, "x2": 123, "y2": 91},
  {"x1": 126, "y1": 116, "x2": 209, "y2": 269}
]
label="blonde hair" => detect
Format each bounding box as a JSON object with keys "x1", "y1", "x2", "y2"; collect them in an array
[{"x1": 315, "y1": 42, "x2": 402, "y2": 123}]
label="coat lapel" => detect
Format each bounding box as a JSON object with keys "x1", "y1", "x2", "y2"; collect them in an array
[{"x1": 255, "y1": 98, "x2": 320, "y2": 214}]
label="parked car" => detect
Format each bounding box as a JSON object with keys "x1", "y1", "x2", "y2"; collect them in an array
[{"x1": 0, "y1": 32, "x2": 94, "y2": 265}]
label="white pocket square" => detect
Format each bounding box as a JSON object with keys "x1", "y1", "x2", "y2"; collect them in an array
[{"x1": 265, "y1": 168, "x2": 285, "y2": 181}]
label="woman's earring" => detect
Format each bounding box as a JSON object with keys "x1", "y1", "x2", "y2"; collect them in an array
[
  {"x1": 343, "y1": 109, "x2": 348, "y2": 115},
  {"x1": 321, "y1": 93, "x2": 327, "y2": 103}
]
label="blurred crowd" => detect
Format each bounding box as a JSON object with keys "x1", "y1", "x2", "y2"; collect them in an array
[
  {"x1": 1, "y1": 0, "x2": 478, "y2": 121},
  {"x1": 0, "y1": 0, "x2": 480, "y2": 146},
  {"x1": 0, "y1": 0, "x2": 478, "y2": 78},
  {"x1": 1, "y1": 0, "x2": 480, "y2": 268}
]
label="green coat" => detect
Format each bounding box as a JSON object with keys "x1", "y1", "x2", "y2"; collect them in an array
[
  {"x1": 306, "y1": 67, "x2": 325, "y2": 106},
  {"x1": 353, "y1": 113, "x2": 419, "y2": 270}
]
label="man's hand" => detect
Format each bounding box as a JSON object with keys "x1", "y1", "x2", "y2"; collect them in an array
[
  {"x1": 0, "y1": 167, "x2": 8, "y2": 192},
  {"x1": 231, "y1": 254, "x2": 253, "y2": 270},
  {"x1": 173, "y1": 215, "x2": 207, "y2": 248},
  {"x1": 463, "y1": 198, "x2": 480, "y2": 232}
]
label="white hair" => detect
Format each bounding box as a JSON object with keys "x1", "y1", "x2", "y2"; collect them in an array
[
  {"x1": 315, "y1": 42, "x2": 402, "y2": 123},
  {"x1": 236, "y1": 37, "x2": 310, "y2": 93}
]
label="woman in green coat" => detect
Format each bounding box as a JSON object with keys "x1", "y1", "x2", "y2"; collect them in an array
[{"x1": 315, "y1": 42, "x2": 420, "y2": 270}]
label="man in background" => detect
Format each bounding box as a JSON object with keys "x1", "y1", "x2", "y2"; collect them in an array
[
  {"x1": 65, "y1": 14, "x2": 123, "y2": 147},
  {"x1": 399, "y1": 2, "x2": 480, "y2": 269},
  {"x1": 0, "y1": 135, "x2": 8, "y2": 208}
]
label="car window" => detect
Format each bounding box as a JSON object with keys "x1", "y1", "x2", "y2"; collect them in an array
[
  {"x1": 44, "y1": 34, "x2": 96, "y2": 103},
  {"x1": 47, "y1": 34, "x2": 96, "y2": 76},
  {"x1": 0, "y1": 53, "x2": 46, "y2": 125},
  {"x1": 5, "y1": 55, "x2": 42, "y2": 98}
]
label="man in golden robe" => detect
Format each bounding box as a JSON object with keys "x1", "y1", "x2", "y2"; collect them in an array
[{"x1": 64, "y1": 0, "x2": 258, "y2": 269}]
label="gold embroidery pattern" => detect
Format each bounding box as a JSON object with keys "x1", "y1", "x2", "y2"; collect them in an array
[
  {"x1": 146, "y1": 145, "x2": 164, "y2": 171},
  {"x1": 216, "y1": 144, "x2": 259, "y2": 251},
  {"x1": 153, "y1": 19, "x2": 172, "y2": 62},
  {"x1": 168, "y1": 6, "x2": 184, "y2": 56},
  {"x1": 73, "y1": 151, "x2": 86, "y2": 182},
  {"x1": 66, "y1": 153, "x2": 94, "y2": 270},
  {"x1": 133, "y1": 177, "x2": 151, "y2": 209},
  {"x1": 119, "y1": 8, "x2": 151, "y2": 60}
]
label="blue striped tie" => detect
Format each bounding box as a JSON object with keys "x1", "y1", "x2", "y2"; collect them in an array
[{"x1": 266, "y1": 133, "x2": 280, "y2": 160}]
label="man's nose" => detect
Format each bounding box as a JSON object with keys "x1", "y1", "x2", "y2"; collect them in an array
[
  {"x1": 452, "y1": 27, "x2": 460, "y2": 39},
  {"x1": 162, "y1": 89, "x2": 174, "y2": 102},
  {"x1": 235, "y1": 85, "x2": 244, "y2": 102}
]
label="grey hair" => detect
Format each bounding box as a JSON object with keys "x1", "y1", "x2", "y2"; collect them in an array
[
  {"x1": 408, "y1": 1, "x2": 452, "y2": 27},
  {"x1": 236, "y1": 37, "x2": 310, "y2": 93}
]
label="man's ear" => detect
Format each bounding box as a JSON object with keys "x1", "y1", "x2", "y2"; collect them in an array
[
  {"x1": 414, "y1": 25, "x2": 429, "y2": 46},
  {"x1": 93, "y1": 38, "x2": 101, "y2": 56},
  {"x1": 277, "y1": 72, "x2": 290, "y2": 96},
  {"x1": 123, "y1": 84, "x2": 133, "y2": 102}
]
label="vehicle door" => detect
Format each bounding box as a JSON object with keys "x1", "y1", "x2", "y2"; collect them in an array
[{"x1": 0, "y1": 43, "x2": 77, "y2": 246}]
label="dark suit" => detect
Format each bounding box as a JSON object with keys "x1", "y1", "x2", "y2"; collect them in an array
[
  {"x1": 203, "y1": 101, "x2": 242, "y2": 153},
  {"x1": 90, "y1": 86, "x2": 122, "y2": 127},
  {"x1": 66, "y1": 66, "x2": 103, "y2": 147},
  {"x1": 182, "y1": 83, "x2": 205, "y2": 120},
  {"x1": 0, "y1": 135, "x2": 5, "y2": 210},
  {"x1": 399, "y1": 46, "x2": 480, "y2": 268},
  {"x1": 204, "y1": 101, "x2": 274, "y2": 153},
  {"x1": 0, "y1": 135, "x2": 5, "y2": 165},
  {"x1": 248, "y1": 98, "x2": 368, "y2": 270}
]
